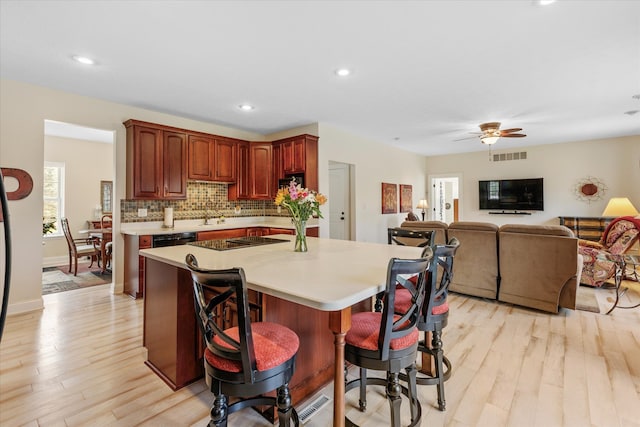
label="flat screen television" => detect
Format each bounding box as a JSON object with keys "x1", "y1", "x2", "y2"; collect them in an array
[{"x1": 479, "y1": 178, "x2": 544, "y2": 211}]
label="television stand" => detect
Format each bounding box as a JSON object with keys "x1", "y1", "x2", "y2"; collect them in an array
[{"x1": 488, "y1": 211, "x2": 532, "y2": 215}]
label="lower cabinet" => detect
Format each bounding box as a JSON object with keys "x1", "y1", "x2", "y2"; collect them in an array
[
  {"x1": 124, "y1": 234, "x2": 151, "y2": 299},
  {"x1": 196, "y1": 228, "x2": 246, "y2": 241},
  {"x1": 142, "y1": 257, "x2": 369, "y2": 406}
]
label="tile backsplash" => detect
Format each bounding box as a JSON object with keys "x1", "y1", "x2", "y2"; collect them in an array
[{"x1": 121, "y1": 181, "x2": 285, "y2": 223}]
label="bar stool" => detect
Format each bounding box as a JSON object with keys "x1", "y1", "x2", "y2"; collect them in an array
[
  {"x1": 344, "y1": 251, "x2": 433, "y2": 427},
  {"x1": 186, "y1": 254, "x2": 300, "y2": 427}
]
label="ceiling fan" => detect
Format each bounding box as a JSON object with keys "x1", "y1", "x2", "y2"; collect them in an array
[{"x1": 457, "y1": 122, "x2": 527, "y2": 145}]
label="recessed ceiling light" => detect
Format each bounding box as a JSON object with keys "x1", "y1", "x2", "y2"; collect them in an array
[
  {"x1": 538, "y1": 0, "x2": 556, "y2": 5},
  {"x1": 72, "y1": 55, "x2": 95, "y2": 65},
  {"x1": 238, "y1": 104, "x2": 255, "y2": 111},
  {"x1": 335, "y1": 68, "x2": 351, "y2": 77}
]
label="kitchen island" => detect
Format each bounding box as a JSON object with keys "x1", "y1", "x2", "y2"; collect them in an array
[{"x1": 140, "y1": 235, "x2": 422, "y2": 427}]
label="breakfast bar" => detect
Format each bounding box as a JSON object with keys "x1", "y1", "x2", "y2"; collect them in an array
[{"x1": 140, "y1": 234, "x2": 422, "y2": 427}]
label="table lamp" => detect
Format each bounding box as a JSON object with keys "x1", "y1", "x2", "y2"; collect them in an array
[
  {"x1": 601, "y1": 197, "x2": 639, "y2": 217},
  {"x1": 416, "y1": 199, "x2": 428, "y2": 221}
]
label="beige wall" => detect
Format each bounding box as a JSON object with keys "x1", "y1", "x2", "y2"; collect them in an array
[
  {"x1": 0, "y1": 79, "x2": 263, "y2": 315},
  {"x1": 424, "y1": 136, "x2": 640, "y2": 226},
  {"x1": 1, "y1": 78, "x2": 638, "y2": 315},
  {"x1": 43, "y1": 136, "x2": 114, "y2": 263}
]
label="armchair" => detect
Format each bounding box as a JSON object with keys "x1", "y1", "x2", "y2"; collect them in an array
[{"x1": 578, "y1": 216, "x2": 640, "y2": 287}]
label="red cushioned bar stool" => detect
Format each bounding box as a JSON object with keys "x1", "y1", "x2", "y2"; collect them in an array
[
  {"x1": 344, "y1": 251, "x2": 433, "y2": 427},
  {"x1": 396, "y1": 238, "x2": 460, "y2": 411},
  {"x1": 186, "y1": 254, "x2": 300, "y2": 427}
]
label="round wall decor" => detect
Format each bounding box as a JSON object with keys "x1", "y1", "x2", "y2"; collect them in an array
[{"x1": 574, "y1": 176, "x2": 607, "y2": 203}]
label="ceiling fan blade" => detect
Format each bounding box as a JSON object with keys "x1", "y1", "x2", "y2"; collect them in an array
[
  {"x1": 500, "y1": 128, "x2": 523, "y2": 134},
  {"x1": 501, "y1": 133, "x2": 526, "y2": 138},
  {"x1": 453, "y1": 135, "x2": 479, "y2": 142}
]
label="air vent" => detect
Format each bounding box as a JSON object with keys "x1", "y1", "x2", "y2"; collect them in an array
[
  {"x1": 492, "y1": 151, "x2": 527, "y2": 162},
  {"x1": 298, "y1": 394, "x2": 331, "y2": 423}
]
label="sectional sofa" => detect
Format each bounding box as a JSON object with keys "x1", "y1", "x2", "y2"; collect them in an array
[{"x1": 398, "y1": 220, "x2": 583, "y2": 313}]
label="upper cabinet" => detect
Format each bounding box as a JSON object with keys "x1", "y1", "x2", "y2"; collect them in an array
[
  {"x1": 272, "y1": 134, "x2": 319, "y2": 192},
  {"x1": 228, "y1": 142, "x2": 272, "y2": 200},
  {"x1": 187, "y1": 134, "x2": 237, "y2": 182},
  {"x1": 125, "y1": 120, "x2": 187, "y2": 200}
]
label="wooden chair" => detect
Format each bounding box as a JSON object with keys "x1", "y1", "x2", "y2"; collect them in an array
[
  {"x1": 344, "y1": 252, "x2": 433, "y2": 427},
  {"x1": 60, "y1": 217, "x2": 100, "y2": 276},
  {"x1": 99, "y1": 214, "x2": 113, "y2": 270},
  {"x1": 388, "y1": 227, "x2": 434, "y2": 247},
  {"x1": 185, "y1": 254, "x2": 300, "y2": 427}
]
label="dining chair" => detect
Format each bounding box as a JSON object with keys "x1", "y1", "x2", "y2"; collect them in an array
[
  {"x1": 344, "y1": 251, "x2": 433, "y2": 427},
  {"x1": 387, "y1": 227, "x2": 434, "y2": 248},
  {"x1": 185, "y1": 254, "x2": 300, "y2": 427},
  {"x1": 60, "y1": 217, "x2": 100, "y2": 276},
  {"x1": 99, "y1": 214, "x2": 113, "y2": 270}
]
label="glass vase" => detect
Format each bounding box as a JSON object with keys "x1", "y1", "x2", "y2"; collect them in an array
[{"x1": 293, "y1": 219, "x2": 308, "y2": 252}]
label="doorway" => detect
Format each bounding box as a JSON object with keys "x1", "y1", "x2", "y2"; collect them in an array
[
  {"x1": 429, "y1": 174, "x2": 462, "y2": 224},
  {"x1": 42, "y1": 120, "x2": 115, "y2": 292},
  {"x1": 328, "y1": 161, "x2": 355, "y2": 240}
]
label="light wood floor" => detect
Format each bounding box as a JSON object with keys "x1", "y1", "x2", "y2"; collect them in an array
[{"x1": 1, "y1": 282, "x2": 639, "y2": 427}]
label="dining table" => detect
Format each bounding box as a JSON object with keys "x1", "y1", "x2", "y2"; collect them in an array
[
  {"x1": 79, "y1": 227, "x2": 112, "y2": 273},
  {"x1": 139, "y1": 234, "x2": 424, "y2": 427}
]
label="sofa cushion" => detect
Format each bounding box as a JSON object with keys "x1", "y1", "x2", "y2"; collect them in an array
[{"x1": 498, "y1": 224, "x2": 574, "y2": 237}]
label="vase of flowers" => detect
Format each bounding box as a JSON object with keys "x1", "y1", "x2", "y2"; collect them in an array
[{"x1": 274, "y1": 178, "x2": 327, "y2": 252}]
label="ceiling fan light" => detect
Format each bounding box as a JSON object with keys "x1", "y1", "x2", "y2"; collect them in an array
[{"x1": 481, "y1": 136, "x2": 500, "y2": 145}]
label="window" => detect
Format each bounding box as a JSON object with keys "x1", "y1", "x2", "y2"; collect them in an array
[
  {"x1": 488, "y1": 180, "x2": 500, "y2": 200},
  {"x1": 43, "y1": 162, "x2": 65, "y2": 237}
]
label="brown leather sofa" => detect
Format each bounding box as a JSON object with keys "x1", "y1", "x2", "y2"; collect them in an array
[
  {"x1": 396, "y1": 221, "x2": 582, "y2": 313},
  {"x1": 447, "y1": 222, "x2": 500, "y2": 300},
  {"x1": 498, "y1": 224, "x2": 581, "y2": 313},
  {"x1": 399, "y1": 220, "x2": 448, "y2": 245}
]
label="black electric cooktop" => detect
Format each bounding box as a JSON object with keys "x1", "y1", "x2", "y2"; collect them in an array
[{"x1": 187, "y1": 236, "x2": 289, "y2": 251}]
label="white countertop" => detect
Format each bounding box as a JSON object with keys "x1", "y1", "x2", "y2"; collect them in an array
[
  {"x1": 140, "y1": 235, "x2": 423, "y2": 311},
  {"x1": 121, "y1": 216, "x2": 318, "y2": 236}
]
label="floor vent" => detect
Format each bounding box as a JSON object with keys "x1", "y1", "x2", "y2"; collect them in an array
[
  {"x1": 297, "y1": 394, "x2": 331, "y2": 424},
  {"x1": 492, "y1": 151, "x2": 527, "y2": 162}
]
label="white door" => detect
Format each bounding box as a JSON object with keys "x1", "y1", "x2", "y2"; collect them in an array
[
  {"x1": 430, "y1": 174, "x2": 461, "y2": 224},
  {"x1": 329, "y1": 162, "x2": 351, "y2": 240}
]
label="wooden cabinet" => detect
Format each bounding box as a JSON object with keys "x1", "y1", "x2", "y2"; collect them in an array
[
  {"x1": 559, "y1": 216, "x2": 614, "y2": 242},
  {"x1": 271, "y1": 142, "x2": 282, "y2": 197},
  {"x1": 249, "y1": 143, "x2": 272, "y2": 199},
  {"x1": 272, "y1": 134, "x2": 319, "y2": 191},
  {"x1": 187, "y1": 134, "x2": 237, "y2": 182},
  {"x1": 246, "y1": 227, "x2": 267, "y2": 237},
  {"x1": 228, "y1": 142, "x2": 272, "y2": 200},
  {"x1": 124, "y1": 120, "x2": 187, "y2": 200},
  {"x1": 124, "y1": 234, "x2": 151, "y2": 299},
  {"x1": 196, "y1": 228, "x2": 247, "y2": 241}
]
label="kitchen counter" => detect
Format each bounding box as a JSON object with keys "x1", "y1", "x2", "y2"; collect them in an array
[
  {"x1": 120, "y1": 216, "x2": 318, "y2": 236},
  {"x1": 140, "y1": 236, "x2": 422, "y2": 426}
]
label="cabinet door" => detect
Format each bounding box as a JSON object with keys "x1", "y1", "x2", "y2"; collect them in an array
[
  {"x1": 187, "y1": 134, "x2": 214, "y2": 181},
  {"x1": 250, "y1": 143, "x2": 272, "y2": 199},
  {"x1": 197, "y1": 228, "x2": 247, "y2": 241},
  {"x1": 282, "y1": 138, "x2": 305, "y2": 174},
  {"x1": 271, "y1": 142, "x2": 283, "y2": 197},
  {"x1": 214, "y1": 138, "x2": 237, "y2": 182},
  {"x1": 132, "y1": 126, "x2": 163, "y2": 198},
  {"x1": 163, "y1": 131, "x2": 187, "y2": 199},
  {"x1": 228, "y1": 141, "x2": 250, "y2": 199}
]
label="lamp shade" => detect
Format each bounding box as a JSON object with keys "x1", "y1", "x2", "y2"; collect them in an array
[
  {"x1": 416, "y1": 199, "x2": 429, "y2": 209},
  {"x1": 601, "y1": 197, "x2": 639, "y2": 217}
]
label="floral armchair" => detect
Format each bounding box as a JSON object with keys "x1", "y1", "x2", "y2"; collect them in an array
[{"x1": 578, "y1": 216, "x2": 640, "y2": 287}]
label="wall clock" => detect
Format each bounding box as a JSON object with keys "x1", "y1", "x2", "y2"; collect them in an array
[{"x1": 574, "y1": 176, "x2": 607, "y2": 203}]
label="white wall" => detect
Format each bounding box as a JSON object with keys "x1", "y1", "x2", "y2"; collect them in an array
[
  {"x1": 424, "y1": 136, "x2": 640, "y2": 227},
  {"x1": 317, "y1": 123, "x2": 428, "y2": 243},
  {"x1": 42, "y1": 135, "x2": 114, "y2": 261}
]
